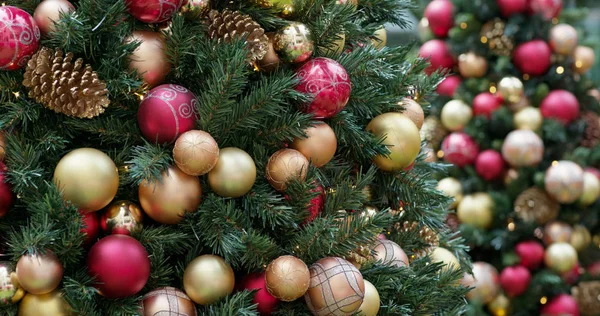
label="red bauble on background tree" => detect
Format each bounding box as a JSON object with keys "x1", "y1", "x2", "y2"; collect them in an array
[
  {"x1": 496, "y1": 0, "x2": 528, "y2": 17},
  {"x1": 475, "y1": 150, "x2": 505, "y2": 181},
  {"x1": 441, "y1": 132, "x2": 479, "y2": 167},
  {"x1": 80, "y1": 210, "x2": 100, "y2": 246},
  {"x1": 473, "y1": 92, "x2": 502, "y2": 118},
  {"x1": 513, "y1": 40, "x2": 552, "y2": 76},
  {"x1": 419, "y1": 39, "x2": 454, "y2": 75},
  {"x1": 540, "y1": 294, "x2": 579, "y2": 316},
  {"x1": 436, "y1": 75, "x2": 461, "y2": 97},
  {"x1": 424, "y1": 0, "x2": 454, "y2": 38},
  {"x1": 0, "y1": 162, "x2": 14, "y2": 218},
  {"x1": 126, "y1": 0, "x2": 184, "y2": 23},
  {"x1": 240, "y1": 273, "x2": 279, "y2": 315},
  {"x1": 499, "y1": 265, "x2": 531, "y2": 297},
  {"x1": 515, "y1": 240, "x2": 545, "y2": 270},
  {"x1": 540, "y1": 90, "x2": 580, "y2": 125},
  {"x1": 528, "y1": 0, "x2": 563, "y2": 20},
  {"x1": 0, "y1": 6, "x2": 41, "y2": 70}
]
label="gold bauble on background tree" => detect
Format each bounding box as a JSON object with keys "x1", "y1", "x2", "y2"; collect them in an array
[
  {"x1": 291, "y1": 123, "x2": 337, "y2": 168},
  {"x1": 570, "y1": 225, "x2": 592, "y2": 252},
  {"x1": 513, "y1": 106, "x2": 543, "y2": 131},
  {"x1": 462, "y1": 262, "x2": 500, "y2": 304},
  {"x1": 548, "y1": 23, "x2": 578, "y2": 55},
  {"x1": 544, "y1": 160, "x2": 584, "y2": 204},
  {"x1": 440, "y1": 100, "x2": 472, "y2": 131},
  {"x1": 0, "y1": 262, "x2": 24, "y2": 305},
  {"x1": 18, "y1": 291, "x2": 71, "y2": 316},
  {"x1": 183, "y1": 255, "x2": 235, "y2": 305},
  {"x1": 266, "y1": 148, "x2": 309, "y2": 191},
  {"x1": 487, "y1": 293, "x2": 511, "y2": 316},
  {"x1": 544, "y1": 242, "x2": 578, "y2": 273},
  {"x1": 457, "y1": 193, "x2": 494, "y2": 229},
  {"x1": 579, "y1": 171, "x2": 600, "y2": 206},
  {"x1": 573, "y1": 46, "x2": 595, "y2": 74},
  {"x1": 458, "y1": 52, "x2": 488, "y2": 78},
  {"x1": 207, "y1": 147, "x2": 257, "y2": 198},
  {"x1": 437, "y1": 177, "x2": 463, "y2": 209},
  {"x1": 497, "y1": 76, "x2": 524, "y2": 104},
  {"x1": 265, "y1": 255, "x2": 310, "y2": 301},
  {"x1": 543, "y1": 221, "x2": 573, "y2": 245},
  {"x1": 173, "y1": 130, "x2": 219, "y2": 176},
  {"x1": 366, "y1": 113, "x2": 421, "y2": 171}
]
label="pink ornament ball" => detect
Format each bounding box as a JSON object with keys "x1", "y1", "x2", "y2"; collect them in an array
[
  {"x1": 126, "y1": 0, "x2": 184, "y2": 24},
  {"x1": 295, "y1": 57, "x2": 351, "y2": 118},
  {"x1": 540, "y1": 90, "x2": 580, "y2": 125},
  {"x1": 240, "y1": 273, "x2": 279, "y2": 315},
  {"x1": 419, "y1": 39, "x2": 454, "y2": 75},
  {"x1": 441, "y1": 132, "x2": 479, "y2": 167},
  {"x1": 0, "y1": 162, "x2": 14, "y2": 218},
  {"x1": 436, "y1": 75, "x2": 461, "y2": 97},
  {"x1": 475, "y1": 150, "x2": 505, "y2": 181},
  {"x1": 540, "y1": 294, "x2": 579, "y2": 316},
  {"x1": 424, "y1": 0, "x2": 454, "y2": 38},
  {"x1": 473, "y1": 92, "x2": 502, "y2": 118},
  {"x1": 0, "y1": 6, "x2": 41, "y2": 70},
  {"x1": 499, "y1": 265, "x2": 531, "y2": 297},
  {"x1": 138, "y1": 84, "x2": 198, "y2": 144},
  {"x1": 512, "y1": 40, "x2": 552, "y2": 76},
  {"x1": 515, "y1": 240, "x2": 545, "y2": 270},
  {"x1": 496, "y1": 0, "x2": 528, "y2": 17},
  {"x1": 528, "y1": 0, "x2": 563, "y2": 20}
]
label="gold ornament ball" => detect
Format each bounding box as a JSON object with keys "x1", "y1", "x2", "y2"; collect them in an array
[
  {"x1": 367, "y1": 112, "x2": 421, "y2": 171},
  {"x1": 323, "y1": 33, "x2": 345, "y2": 55},
  {"x1": 458, "y1": 52, "x2": 488, "y2": 78},
  {"x1": 501, "y1": 130, "x2": 544, "y2": 167},
  {"x1": 545, "y1": 160, "x2": 584, "y2": 204},
  {"x1": 273, "y1": 22, "x2": 314, "y2": 64},
  {"x1": 462, "y1": 262, "x2": 500, "y2": 304},
  {"x1": 173, "y1": 130, "x2": 220, "y2": 176},
  {"x1": 16, "y1": 253, "x2": 63, "y2": 295},
  {"x1": 437, "y1": 177, "x2": 463, "y2": 209},
  {"x1": 54, "y1": 148, "x2": 119, "y2": 212},
  {"x1": 33, "y1": 0, "x2": 75, "y2": 35},
  {"x1": 371, "y1": 27, "x2": 387, "y2": 49},
  {"x1": 573, "y1": 46, "x2": 595, "y2": 74},
  {"x1": 429, "y1": 247, "x2": 460, "y2": 271},
  {"x1": 291, "y1": 123, "x2": 337, "y2": 168},
  {"x1": 441, "y1": 99, "x2": 473, "y2": 131},
  {"x1": 102, "y1": 200, "x2": 144, "y2": 235},
  {"x1": 265, "y1": 0, "x2": 294, "y2": 17},
  {"x1": 265, "y1": 255, "x2": 310, "y2": 301},
  {"x1": 141, "y1": 287, "x2": 197, "y2": 316},
  {"x1": 305, "y1": 257, "x2": 365, "y2": 316},
  {"x1": 183, "y1": 255, "x2": 235, "y2": 305},
  {"x1": 579, "y1": 171, "x2": 600, "y2": 206},
  {"x1": 18, "y1": 291, "x2": 71, "y2": 316},
  {"x1": 514, "y1": 106, "x2": 543, "y2": 131},
  {"x1": 457, "y1": 193, "x2": 494, "y2": 229},
  {"x1": 266, "y1": 148, "x2": 309, "y2": 192},
  {"x1": 487, "y1": 293, "x2": 511, "y2": 316},
  {"x1": 371, "y1": 240, "x2": 410, "y2": 268},
  {"x1": 544, "y1": 242, "x2": 578, "y2": 273},
  {"x1": 543, "y1": 221, "x2": 573, "y2": 245},
  {"x1": 257, "y1": 33, "x2": 282, "y2": 72},
  {"x1": 549, "y1": 23, "x2": 578, "y2": 55},
  {"x1": 357, "y1": 280, "x2": 380, "y2": 316},
  {"x1": 0, "y1": 132, "x2": 5, "y2": 161},
  {"x1": 126, "y1": 31, "x2": 171, "y2": 88},
  {"x1": 0, "y1": 262, "x2": 24, "y2": 305},
  {"x1": 497, "y1": 76, "x2": 524, "y2": 105},
  {"x1": 208, "y1": 147, "x2": 256, "y2": 198},
  {"x1": 180, "y1": 0, "x2": 210, "y2": 19},
  {"x1": 399, "y1": 98, "x2": 425, "y2": 130},
  {"x1": 139, "y1": 165, "x2": 202, "y2": 225},
  {"x1": 570, "y1": 225, "x2": 591, "y2": 252}
]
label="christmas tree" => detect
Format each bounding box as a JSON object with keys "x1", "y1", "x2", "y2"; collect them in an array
[
  {"x1": 418, "y1": 0, "x2": 600, "y2": 315},
  {"x1": 0, "y1": 0, "x2": 470, "y2": 314}
]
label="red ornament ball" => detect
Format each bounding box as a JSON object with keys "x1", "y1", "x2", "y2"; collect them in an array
[
  {"x1": 0, "y1": 162, "x2": 14, "y2": 218},
  {"x1": 529, "y1": 0, "x2": 562, "y2": 20},
  {"x1": 424, "y1": 0, "x2": 454, "y2": 38},
  {"x1": 87, "y1": 234, "x2": 150, "y2": 298},
  {"x1": 126, "y1": 0, "x2": 184, "y2": 23},
  {"x1": 515, "y1": 240, "x2": 545, "y2": 270},
  {"x1": 240, "y1": 273, "x2": 279, "y2": 315},
  {"x1": 419, "y1": 39, "x2": 454, "y2": 75},
  {"x1": 497, "y1": 0, "x2": 528, "y2": 17},
  {"x1": 436, "y1": 75, "x2": 461, "y2": 97},
  {"x1": 540, "y1": 294, "x2": 579, "y2": 316},
  {"x1": 499, "y1": 265, "x2": 531, "y2": 297},
  {"x1": 0, "y1": 6, "x2": 41, "y2": 70},
  {"x1": 305, "y1": 185, "x2": 324, "y2": 224},
  {"x1": 441, "y1": 132, "x2": 479, "y2": 167},
  {"x1": 473, "y1": 92, "x2": 502, "y2": 118},
  {"x1": 475, "y1": 150, "x2": 505, "y2": 181},
  {"x1": 80, "y1": 210, "x2": 100, "y2": 246},
  {"x1": 295, "y1": 57, "x2": 351, "y2": 118},
  {"x1": 540, "y1": 90, "x2": 580, "y2": 125},
  {"x1": 513, "y1": 40, "x2": 552, "y2": 76},
  {"x1": 138, "y1": 84, "x2": 198, "y2": 144}
]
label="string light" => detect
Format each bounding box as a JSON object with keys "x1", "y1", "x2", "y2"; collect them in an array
[
  {"x1": 481, "y1": 36, "x2": 488, "y2": 44},
  {"x1": 460, "y1": 22, "x2": 467, "y2": 29},
  {"x1": 489, "y1": 86, "x2": 497, "y2": 94},
  {"x1": 556, "y1": 66, "x2": 564, "y2": 74},
  {"x1": 437, "y1": 150, "x2": 445, "y2": 159},
  {"x1": 552, "y1": 160, "x2": 558, "y2": 166},
  {"x1": 540, "y1": 296, "x2": 548, "y2": 304},
  {"x1": 12, "y1": 91, "x2": 19, "y2": 98},
  {"x1": 523, "y1": 74, "x2": 530, "y2": 81}
]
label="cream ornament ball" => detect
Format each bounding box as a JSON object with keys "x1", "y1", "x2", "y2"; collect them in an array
[
  {"x1": 579, "y1": 171, "x2": 600, "y2": 206},
  {"x1": 513, "y1": 106, "x2": 543, "y2": 131},
  {"x1": 436, "y1": 177, "x2": 463, "y2": 209},
  {"x1": 441, "y1": 100, "x2": 472, "y2": 131},
  {"x1": 457, "y1": 193, "x2": 494, "y2": 229},
  {"x1": 549, "y1": 23, "x2": 578, "y2": 55}
]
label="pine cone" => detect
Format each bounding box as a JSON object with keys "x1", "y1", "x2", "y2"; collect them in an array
[
  {"x1": 514, "y1": 187, "x2": 559, "y2": 225},
  {"x1": 573, "y1": 281, "x2": 600, "y2": 316},
  {"x1": 207, "y1": 9, "x2": 268, "y2": 63},
  {"x1": 395, "y1": 221, "x2": 440, "y2": 259},
  {"x1": 22, "y1": 47, "x2": 110, "y2": 119},
  {"x1": 344, "y1": 245, "x2": 371, "y2": 269},
  {"x1": 581, "y1": 111, "x2": 600, "y2": 148}
]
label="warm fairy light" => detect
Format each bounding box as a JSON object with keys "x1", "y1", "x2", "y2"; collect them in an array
[
  {"x1": 460, "y1": 22, "x2": 467, "y2": 29},
  {"x1": 552, "y1": 160, "x2": 558, "y2": 166},
  {"x1": 540, "y1": 296, "x2": 548, "y2": 304},
  {"x1": 12, "y1": 91, "x2": 19, "y2": 98},
  {"x1": 556, "y1": 66, "x2": 564, "y2": 74},
  {"x1": 437, "y1": 150, "x2": 444, "y2": 158},
  {"x1": 135, "y1": 92, "x2": 145, "y2": 101},
  {"x1": 576, "y1": 61, "x2": 583, "y2": 68},
  {"x1": 489, "y1": 86, "x2": 497, "y2": 94},
  {"x1": 508, "y1": 222, "x2": 515, "y2": 231},
  {"x1": 552, "y1": 18, "x2": 559, "y2": 24},
  {"x1": 523, "y1": 74, "x2": 530, "y2": 80},
  {"x1": 481, "y1": 36, "x2": 488, "y2": 44}
]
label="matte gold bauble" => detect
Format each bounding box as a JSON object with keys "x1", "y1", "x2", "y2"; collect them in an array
[
  {"x1": 497, "y1": 76, "x2": 524, "y2": 104},
  {"x1": 256, "y1": 33, "x2": 282, "y2": 72},
  {"x1": 273, "y1": 22, "x2": 314, "y2": 64},
  {"x1": 291, "y1": 123, "x2": 337, "y2": 168},
  {"x1": 0, "y1": 262, "x2": 24, "y2": 305},
  {"x1": 0, "y1": 132, "x2": 5, "y2": 161},
  {"x1": 458, "y1": 52, "x2": 488, "y2": 78},
  {"x1": 543, "y1": 221, "x2": 573, "y2": 245},
  {"x1": 16, "y1": 253, "x2": 63, "y2": 295},
  {"x1": 429, "y1": 247, "x2": 459, "y2": 271},
  {"x1": 18, "y1": 291, "x2": 71, "y2": 316},
  {"x1": 371, "y1": 240, "x2": 409, "y2": 268},
  {"x1": 371, "y1": 27, "x2": 387, "y2": 49},
  {"x1": 183, "y1": 254, "x2": 235, "y2": 305},
  {"x1": 513, "y1": 106, "x2": 543, "y2": 131},
  {"x1": 544, "y1": 160, "x2": 584, "y2": 204},
  {"x1": 33, "y1": 0, "x2": 75, "y2": 35},
  {"x1": 437, "y1": 177, "x2": 463, "y2": 209},
  {"x1": 544, "y1": 242, "x2": 578, "y2": 273},
  {"x1": 579, "y1": 171, "x2": 600, "y2": 206},
  {"x1": 101, "y1": 200, "x2": 144, "y2": 235},
  {"x1": 54, "y1": 148, "x2": 119, "y2": 212},
  {"x1": 266, "y1": 149, "x2": 309, "y2": 192},
  {"x1": 549, "y1": 24, "x2": 578, "y2": 55},
  {"x1": 265, "y1": 255, "x2": 310, "y2": 301},
  {"x1": 573, "y1": 46, "x2": 595, "y2": 74},
  {"x1": 138, "y1": 165, "x2": 202, "y2": 225},
  {"x1": 462, "y1": 262, "x2": 500, "y2": 304},
  {"x1": 570, "y1": 225, "x2": 591, "y2": 252},
  {"x1": 173, "y1": 130, "x2": 219, "y2": 176},
  {"x1": 357, "y1": 280, "x2": 380, "y2": 316},
  {"x1": 367, "y1": 112, "x2": 421, "y2": 171},
  {"x1": 440, "y1": 100, "x2": 472, "y2": 131},
  {"x1": 141, "y1": 287, "x2": 197, "y2": 316},
  {"x1": 180, "y1": 0, "x2": 210, "y2": 19},
  {"x1": 399, "y1": 98, "x2": 424, "y2": 130},
  {"x1": 208, "y1": 147, "x2": 256, "y2": 197},
  {"x1": 457, "y1": 193, "x2": 494, "y2": 229},
  {"x1": 126, "y1": 31, "x2": 171, "y2": 88}
]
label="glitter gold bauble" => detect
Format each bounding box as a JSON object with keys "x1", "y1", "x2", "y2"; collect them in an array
[
  {"x1": 256, "y1": 32, "x2": 281, "y2": 72},
  {"x1": 572, "y1": 281, "x2": 600, "y2": 316},
  {"x1": 543, "y1": 221, "x2": 573, "y2": 245},
  {"x1": 497, "y1": 76, "x2": 524, "y2": 104},
  {"x1": 208, "y1": 147, "x2": 256, "y2": 197},
  {"x1": 513, "y1": 106, "x2": 543, "y2": 131},
  {"x1": 357, "y1": 280, "x2": 380, "y2": 316},
  {"x1": 399, "y1": 98, "x2": 424, "y2": 130},
  {"x1": 501, "y1": 130, "x2": 544, "y2": 167},
  {"x1": 579, "y1": 171, "x2": 600, "y2": 206},
  {"x1": 291, "y1": 123, "x2": 337, "y2": 168},
  {"x1": 371, "y1": 240, "x2": 409, "y2": 268},
  {"x1": 514, "y1": 187, "x2": 559, "y2": 225},
  {"x1": 457, "y1": 193, "x2": 494, "y2": 229},
  {"x1": 273, "y1": 22, "x2": 314, "y2": 64},
  {"x1": 266, "y1": 148, "x2": 309, "y2": 192},
  {"x1": 141, "y1": 287, "x2": 197, "y2": 316},
  {"x1": 570, "y1": 225, "x2": 591, "y2": 252},
  {"x1": 180, "y1": 0, "x2": 210, "y2": 19},
  {"x1": 0, "y1": 262, "x2": 24, "y2": 305},
  {"x1": 18, "y1": 291, "x2": 71, "y2": 316},
  {"x1": 441, "y1": 99, "x2": 472, "y2": 131},
  {"x1": 16, "y1": 253, "x2": 63, "y2": 295},
  {"x1": 549, "y1": 24, "x2": 578, "y2": 55},
  {"x1": 305, "y1": 257, "x2": 365, "y2": 316},
  {"x1": 545, "y1": 160, "x2": 584, "y2": 204},
  {"x1": 367, "y1": 113, "x2": 421, "y2": 171},
  {"x1": 54, "y1": 148, "x2": 118, "y2": 212},
  {"x1": 462, "y1": 262, "x2": 500, "y2": 304},
  {"x1": 430, "y1": 247, "x2": 459, "y2": 271},
  {"x1": 138, "y1": 165, "x2": 202, "y2": 225},
  {"x1": 183, "y1": 254, "x2": 235, "y2": 305},
  {"x1": 265, "y1": 255, "x2": 310, "y2": 301},
  {"x1": 126, "y1": 31, "x2": 171, "y2": 88},
  {"x1": 573, "y1": 46, "x2": 595, "y2": 74},
  {"x1": 437, "y1": 177, "x2": 463, "y2": 209},
  {"x1": 458, "y1": 52, "x2": 488, "y2": 78},
  {"x1": 33, "y1": 0, "x2": 75, "y2": 35},
  {"x1": 544, "y1": 242, "x2": 578, "y2": 273},
  {"x1": 173, "y1": 130, "x2": 219, "y2": 176},
  {"x1": 487, "y1": 293, "x2": 511, "y2": 316},
  {"x1": 480, "y1": 19, "x2": 514, "y2": 56},
  {"x1": 371, "y1": 27, "x2": 387, "y2": 49},
  {"x1": 101, "y1": 200, "x2": 144, "y2": 235}
]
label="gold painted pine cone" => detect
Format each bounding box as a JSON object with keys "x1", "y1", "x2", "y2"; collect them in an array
[{"x1": 207, "y1": 9, "x2": 268, "y2": 63}]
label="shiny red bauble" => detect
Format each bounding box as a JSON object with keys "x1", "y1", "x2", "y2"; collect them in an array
[
  {"x1": 473, "y1": 92, "x2": 502, "y2": 118},
  {"x1": 441, "y1": 132, "x2": 479, "y2": 167},
  {"x1": 80, "y1": 210, "x2": 100, "y2": 246},
  {"x1": 0, "y1": 6, "x2": 41, "y2": 70},
  {"x1": 126, "y1": 0, "x2": 184, "y2": 23},
  {"x1": 515, "y1": 240, "x2": 545, "y2": 270},
  {"x1": 499, "y1": 265, "x2": 531, "y2": 297},
  {"x1": 87, "y1": 235, "x2": 150, "y2": 298},
  {"x1": 138, "y1": 84, "x2": 198, "y2": 144},
  {"x1": 0, "y1": 162, "x2": 14, "y2": 218},
  {"x1": 528, "y1": 0, "x2": 562, "y2": 20},
  {"x1": 540, "y1": 294, "x2": 579, "y2": 316},
  {"x1": 475, "y1": 150, "x2": 505, "y2": 181},
  {"x1": 436, "y1": 75, "x2": 461, "y2": 97},
  {"x1": 240, "y1": 272, "x2": 279, "y2": 315},
  {"x1": 295, "y1": 57, "x2": 351, "y2": 118},
  {"x1": 497, "y1": 0, "x2": 528, "y2": 17},
  {"x1": 540, "y1": 90, "x2": 580, "y2": 125},
  {"x1": 424, "y1": 0, "x2": 454, "y2": 38},
  {"x1": 305, "y1": 185, "x2": 324, "y2": 224},
  {"x1": 513, "y1": 40, "x2": 552, "y2": 76},
  {"x1": 419, "y1": 39, "x2": 454, "y2": 75}
]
